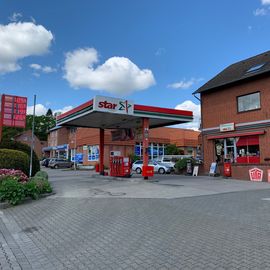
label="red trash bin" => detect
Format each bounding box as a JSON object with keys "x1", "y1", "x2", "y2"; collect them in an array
[
  {"x1": 224, "y1": 162, "x2": 231, "y2": 177},
  {"x1": 95, "y1": 163, "x2": 99, "y2": 173}
]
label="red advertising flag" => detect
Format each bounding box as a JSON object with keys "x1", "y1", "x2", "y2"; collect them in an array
[{"x1": 0, "y1": 94, "x2": 27, "y2": 128}]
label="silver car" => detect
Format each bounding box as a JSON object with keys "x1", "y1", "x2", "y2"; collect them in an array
[
  {"x1": 48, "y1": 158, "x2": 73, "y2": 169},
  {"x1": 132, "y1": 160, "x2": 172, "y2": 174}
]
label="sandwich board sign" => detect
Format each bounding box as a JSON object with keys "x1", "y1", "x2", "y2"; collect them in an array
[{"x1": 209, "y1": 162, "x2": 217, "y2": 176}]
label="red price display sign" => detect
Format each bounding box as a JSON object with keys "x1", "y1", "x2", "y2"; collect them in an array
[{"x1": 1, "y1": 94, "x2": 27, "y2": 128}]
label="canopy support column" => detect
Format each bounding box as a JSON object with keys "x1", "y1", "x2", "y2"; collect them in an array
[
  {"x1": 99, "y1": 128, "x2": 105, "y2": 175},
  {"x1": 142, "y1": 117, "x2": 149, "y2": 180}
]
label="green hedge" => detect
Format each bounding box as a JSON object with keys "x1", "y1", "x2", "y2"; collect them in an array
[
  {"x1": 0, "y1": 141, "x2": 40, "y2": 176},
  {"x1": 0, "y1": 172, "x2": 53, "y2": 205},
  {"x1": 35, "y1": 171, "x2": 48, "y2": 180},
  {"x1": 0, "y1": 149, "x2": 30, "y2": 176}
]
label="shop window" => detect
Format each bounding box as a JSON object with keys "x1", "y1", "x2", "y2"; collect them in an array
[
  {"x1": 88, "y1": 145, "x2": 99, "y2": 161},
  {"x1": 236, "y1": 136, "x2": 260, "y2": 164},
  {"x1": 237, "y1": 92, "x2": 260, "y2": 112}
]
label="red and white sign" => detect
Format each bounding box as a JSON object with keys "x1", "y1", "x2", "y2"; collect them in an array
[
  {"x1": 220, "y1": 122, "x2": 235, "y2": 132},
  {"x1": 249, "y1": 168, "x2": 263, "y2": 182},
  {"x1": 93, "y1": 95, "x2": 134, "y2": 115},
  {"x1": 1, "y1": 94, "x2": 27, "y2": 128}
]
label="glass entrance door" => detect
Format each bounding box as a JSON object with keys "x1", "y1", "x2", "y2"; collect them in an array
[{"x1": 224, "y1": 138, "x2": 236, "y2": 162}]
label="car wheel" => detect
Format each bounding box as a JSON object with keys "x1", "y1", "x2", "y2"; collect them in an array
[
  {"x1": 136, "y1": 167, "x2": 142, "y2": 174},
  {"x1": 54, "y1": 165, "x2": 59, "y2": 169},
  {"x1": 158, "y1": 168, "x2": 165, "y2": 174}
]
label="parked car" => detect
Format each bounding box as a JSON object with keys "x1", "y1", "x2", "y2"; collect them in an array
[
  {"x1": 48, "y1": 158, "x2": 73, "y2": 169},
  {"x1": 132, "y1": 160, "x2": 172, "y2": 174},
  {"x1": 154, "y1": 157, "x2": 176, "y2": 169},
  {"x1": 41, "y1": 158, "x2": 51, "y2": 167}
]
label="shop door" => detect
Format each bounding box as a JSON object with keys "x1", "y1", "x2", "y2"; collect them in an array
[{"x1": 224, "y1": 138, "x2": 236, "y2": 162}]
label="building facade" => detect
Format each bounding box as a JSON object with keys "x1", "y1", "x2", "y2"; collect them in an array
[
  {"x1": 14, "y1": 130, "x2": 47, "y2": 158},
  {"x1": 45, "y1": 126, "x2": 200, "y2": 167},
  {"x1": 194, "y1": 50, "x2": 270, "y2": 181}
]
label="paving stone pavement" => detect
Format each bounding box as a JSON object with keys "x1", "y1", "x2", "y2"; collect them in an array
[{"x1": 1, "y1": 169, "x2": 270, "y2": 269}]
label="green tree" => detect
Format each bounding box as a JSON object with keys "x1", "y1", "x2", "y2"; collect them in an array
[
  {"x1": 46, "y1": 108, "x2": 53, "y2": 116},
  {"x1": 165, "y1": 144, "x2": 180, "y2": 155},
  {"x1": 26, "y1": 115, "x2": 56, "y2": 141}
]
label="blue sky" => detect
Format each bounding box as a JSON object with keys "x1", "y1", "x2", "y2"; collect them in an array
[{"x1": 1, "y1": 0, "x2": 270, "y2": 129}]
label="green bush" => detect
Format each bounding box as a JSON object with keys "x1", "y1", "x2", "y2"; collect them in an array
[
  {"x1": 175, "y1": 158, "x2": 195, "y2": 172},
  {"x1": 31, "y1": 177, "x2": 52, "y2": 194},
  {"x1": 128, "y1": 153, "x2": 140, "y2": 163},
  {"x1": 35, "y1": 171, "x2": 48, "y2": 180},
  {"x1": 0, "y1": 149, "x2": 30, "y2": 176},
  {"x1": 0, "y1": 141, "x2": 40, "y2": 176},
  {"x1": 24, "y1": 181, "x2": 39, "y2": 200},
  {"x1": 0, "y1": 179, "x2": 25, "y2": 205}
]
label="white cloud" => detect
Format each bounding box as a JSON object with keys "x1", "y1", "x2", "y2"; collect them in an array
[
  {"x1": 262, "y1": 0, "x2": 270, "y2": 5},
  {"x1": 8, "y1": 12, "x2": 22, "y2": 22},
  {"x1": 27, "y1": 104, "x2": 47, "y2": 116},
  {"x1": 27, "y1": 104, "x2": 73, "y2": 116},
  {"x1": 155, "y1": 48, "x2": 166, "y2": 56},
  {"x1": 254, "y1": 8, "x2": 268, "y2": 16},
  {"x1": 30, "y1": 63, "x2": 57, "y2": 74},
  {"x1": 63, "y1": 48, "x2": 155, "y2": 95},
  {"x1": 53, "y1": 106, "x2": 73, "y2": 115},
  {"x1": 174, "y1": 100, "x2": 201, "y2": 130},
  {"x1": 30, "y1": 63, "x2": 42, "y2": 70},
  {"x1": 167, "y1": 78, "x2": 203, "y2": 90},
  {"x1": 0, "y1": 22, "x2": 53, "y2": 74}
]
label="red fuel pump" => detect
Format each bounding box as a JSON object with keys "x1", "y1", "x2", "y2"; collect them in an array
[{"x1": 110, "y1": 156, "x2": 131, "y2": 177}]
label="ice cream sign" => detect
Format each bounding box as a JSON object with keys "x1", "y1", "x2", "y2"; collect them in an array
[
  {"x1": 249, "y1": 168, "x2": 263, "y2": 182},
  {"x1": 93, "y1": 95, "x2": 134, "y2": 115}
]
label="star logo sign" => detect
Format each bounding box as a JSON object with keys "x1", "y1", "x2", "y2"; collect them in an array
[{"x1": 119, "y1": 100, "x2": 132, "y2": 113}]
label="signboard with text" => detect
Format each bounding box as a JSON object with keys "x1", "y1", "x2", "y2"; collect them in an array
[
  {"x1": 1, "y1": 94, "x2": 27, "y2": 128},
  {"x1": 93, "y1": 95, "x2": 134, "y2": 115},
  {"x1": 220, "y1": 123, "x2": 235, "y2": 132}
]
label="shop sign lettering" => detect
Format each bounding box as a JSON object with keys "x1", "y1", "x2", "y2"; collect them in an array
[
  {"x1": 93, "y1": 95, "x2": 134, "y2": 115},
  {"x1": 220, "y1": 123, "x2": 235, "y2": 132},
  {"x1": 249, "y1": 168, "x2": 263, "y2": 182}
]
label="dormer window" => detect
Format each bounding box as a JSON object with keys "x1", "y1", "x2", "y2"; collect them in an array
[{"x1": 246, "y1": 63, "x2": 265, "y2": 74}]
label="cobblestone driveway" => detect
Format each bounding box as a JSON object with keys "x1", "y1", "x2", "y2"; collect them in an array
[{"x1": 1, "y1": 169, "x2": 270, "y2": 269}]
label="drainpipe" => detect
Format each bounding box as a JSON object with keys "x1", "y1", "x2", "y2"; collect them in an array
[{"x1": 192, "y1": 93, "x2": 204, "y2": 162}]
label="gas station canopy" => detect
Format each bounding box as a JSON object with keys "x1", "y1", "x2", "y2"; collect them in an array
[{"x1": 57, "y1": 95, "x2": 193, "y2": 129}]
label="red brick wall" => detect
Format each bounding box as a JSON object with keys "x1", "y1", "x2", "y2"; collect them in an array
[
  {"x1": 201, "y1": 76, "x2": 270, "y2": 178},
  {"x1": 201, "y1": 77, "x2": 270, "y2": 128},
  {"x1": 231, "y1": 164, "x2": 270, "y2": 182}
]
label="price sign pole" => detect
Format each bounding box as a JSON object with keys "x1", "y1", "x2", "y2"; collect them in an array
[{"x1": 29, "y1": 95, "x2": 36, "y2": 177}]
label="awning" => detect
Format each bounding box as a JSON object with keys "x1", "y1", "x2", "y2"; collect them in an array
[
  {"x1": 207, "y1": 130, "x2": 265, "y2": 140},
  {"x1": 236, "y1": 135, "x2": 259, "y2": 146}
]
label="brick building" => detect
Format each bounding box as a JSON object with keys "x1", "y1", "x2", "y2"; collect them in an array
[
  {"x1": 14, "y1": 130, "x2": 47, "y2": 158},
  {"x1": 193, "y1": 50, "x2": 270, "y2": 181},
  {"x1": 45, "y1": 126, "x2": 200, "y2": 167}
]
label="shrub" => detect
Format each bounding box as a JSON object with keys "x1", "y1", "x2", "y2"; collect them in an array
[
  {"x1": 0, "y1": 141, "x2": 40, "y2": 176},
  {"x1": 0, "y1": 169, "x2": 28, "y2": 183},
  {"x1": 24, "y1": 181, "x2": 39, "y2": 200},
  {"x1": 0, "y1": 149, "x2": 30, "y2": 176},
  {"x1": 34, "y1": 171, "x2": 48, "y2": 180},
  {"x1": 128, "y1": 153, "x2": 140, "y2": 164},
  {"x1": 0, "y1": 179, "x2": 25, "y2": 205},
  {"x1": 31, "y1": 177, "x2": 52, "y2": 194},
  {"x1": 175, "y1": 158, "x2": 195, "y2": 172}
]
